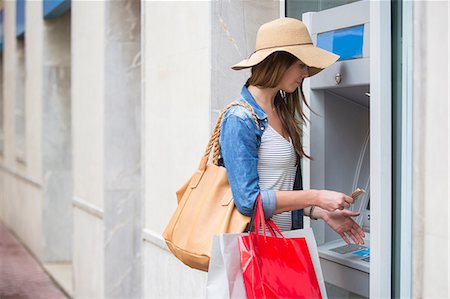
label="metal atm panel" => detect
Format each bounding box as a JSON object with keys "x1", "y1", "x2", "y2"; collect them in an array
[{"x1": 302, "y1": 1, "x2": 374, "y2": 298}]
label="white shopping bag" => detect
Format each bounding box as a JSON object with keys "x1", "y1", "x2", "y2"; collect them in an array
[
  {"x1": 206, "y1": 232, "x2": 247, "y2": 299},
  {"x1": 206, "y1": 227, "x2": 327, "y2": 299},
  {"x1": 283, "y1": 228, "x2": 328, "y2": 299}
]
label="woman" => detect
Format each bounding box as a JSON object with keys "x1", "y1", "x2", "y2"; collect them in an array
[{"x1": 219, "y1": 17, "x2": 365, "y2": 245}]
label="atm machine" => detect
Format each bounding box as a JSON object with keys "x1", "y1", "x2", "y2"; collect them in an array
[{"x1": 301, "y1": 1, "x2": 375, "y2": 298}]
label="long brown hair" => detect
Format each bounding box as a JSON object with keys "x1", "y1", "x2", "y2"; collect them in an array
[{"x1": 246, "y1": 51, "x2": 313, "y2": 161}]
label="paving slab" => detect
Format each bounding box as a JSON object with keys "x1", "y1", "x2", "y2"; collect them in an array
[{"x1": 0, "y1": 222, "x2": 68, "y2": 299}]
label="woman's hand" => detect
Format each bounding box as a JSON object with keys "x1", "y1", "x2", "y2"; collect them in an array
[
  {"x1": 322, "y1": 209, "x2": 365, "y2": 244},
  {"x1": 314, "y1": 190, "x2": 354, "y2": 212}
]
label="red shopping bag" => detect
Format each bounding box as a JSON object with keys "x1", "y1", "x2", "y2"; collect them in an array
[{"x1": 238, "y1": 195, "x2": 322, "y2": 299}]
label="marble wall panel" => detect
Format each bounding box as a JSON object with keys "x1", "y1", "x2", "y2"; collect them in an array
[
  {"x1": 71, "y1": 2, "x2": 106, "y2": 296},
  {"x1": 104, "y1": 0, "x2": 142, "y2": 297},
  {"x1": 22, "y1": 182, "x2": 43, "y2": 258},
  {"x1": 422, "y1": 234, "x2": 448, "y2": 297},
  {"x1": 211, "y1": 0, "x2": 279, "y2": 127},
  {"x1": 42, "y1": 65, "x2": 71, "y2": 170},
  {"x1": 0, "y1": 57, "x2": 4, "y2": 154},
  {"x1": 412, "y1": 1, "x2": 449, "y2": 298},
  {"x1": 42, "y1": 10, "x2": 72, "y2": 263},
  {"x1": 71, "y1": 0, "x2": 105, "y2": 209},
  {"x1": 104, "y1": 190, "x2": 141, "y2": 297},
  {"x1": 42, "y1": 166, "x2": 72, "y2": 261},
  {"x1": 73, "y1": 207, "x2": 104, "y2": 298},
  {"x1": 0, "y1": 172, "x2": 11, "y2": 225},
  {"x1": 24, "y1": 0, "x2": 44, "y2": 181},
  {"x1": 143, "y1": 241, "x2": 207, "y2": 298},
  {"x1": 15, "y1": 38, "x2": 26, "y2": 163},
  {"x1": 143, "y1": 1, "x2": 211, "y2": 233},
  {"x1": 2, "y1": 0, "x2": 16, "y2": 167},
  {"x1": 1, "y1": 173, "x2": 43, "y2": 259}
]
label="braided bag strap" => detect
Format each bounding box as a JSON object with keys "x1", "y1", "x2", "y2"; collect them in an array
[{"x1": 198, "y1": 101, "x2": 259, "y2": 170}]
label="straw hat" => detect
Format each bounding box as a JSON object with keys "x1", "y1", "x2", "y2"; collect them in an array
[{"x1": 232, "y1": 17, "x2": 340, "y2": 77}]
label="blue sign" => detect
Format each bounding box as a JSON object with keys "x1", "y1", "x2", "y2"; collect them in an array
[
  {"x1": 43, "y1": 0, "x2": 71, "y2": 19},
  {"x1": 0, "y1": 10, "x2": 4, "y2": 52},
  {"x1": 317, "y1": 24, "x2": 364, "y2": 61},
  {"x1": 16, "y1": 0, "x2": 25, "y2": 37}
]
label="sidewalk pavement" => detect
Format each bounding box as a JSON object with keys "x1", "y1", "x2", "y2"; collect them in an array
[{"x1": 0, "y1": 222, "x2": 68, "y2": 299}]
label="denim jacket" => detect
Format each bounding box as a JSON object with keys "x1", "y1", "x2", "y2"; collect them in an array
[{"x1": 219, "y1": 85, "x2": 304, "y2": 230}]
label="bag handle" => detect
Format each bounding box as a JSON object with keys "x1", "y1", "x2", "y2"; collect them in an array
[
  {"x1": 197, "y1": 101, "x2": 259, "y2": 171},
  {"x1": 248, "y1": 195, "x2": 276, "y2": 237},
  {"x1": 253, "y1": 195, "x2": 288, "y2": 242}
]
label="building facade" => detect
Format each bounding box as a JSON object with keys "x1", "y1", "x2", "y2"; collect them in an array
[{"x1": 0, "y1": 0, "x2": 448, "y2": 298}]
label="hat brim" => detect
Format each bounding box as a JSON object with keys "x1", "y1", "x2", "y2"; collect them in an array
[{"x1": 231, "y1": 44, "x2": 340, "y2": 77}]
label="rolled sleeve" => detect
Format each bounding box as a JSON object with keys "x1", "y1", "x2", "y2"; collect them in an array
[
  {"x1": 220, "y1": 112, "x2": 273, "y2": 217},
  {"x1": 260, "y1": 189, "x2": 276, "y2": 218}
]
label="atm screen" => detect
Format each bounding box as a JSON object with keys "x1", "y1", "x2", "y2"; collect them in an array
[{"x1": 317, "y1": 24, "x2": 364, "y2": 61}]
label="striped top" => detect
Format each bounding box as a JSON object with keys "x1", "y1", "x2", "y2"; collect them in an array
[{"x1": 258, "y1": 125, "x2": 297, "y2": 231}]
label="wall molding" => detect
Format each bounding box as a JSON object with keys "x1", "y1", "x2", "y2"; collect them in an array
[
  {"x1": 72, "y1": 196, "x2": 104, "y2": 219},
  {"x1": 0, "y1": 164, "x2": 41, "y2": 188},
  {"x1": 142, "y1": 228, "x2": 168, "y2": 251}
]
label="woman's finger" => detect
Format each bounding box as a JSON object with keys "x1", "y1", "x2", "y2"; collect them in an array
[
  {"x1": 345, "y1": 195, "x2": 354, "y2": 204},
  {"x1": 345, "y1": 230, "x2": 358, "y2": 244},
  {"x1": 351, "y1": 228, "x2": 364, "y2": 244},
  {"x1": 342, "y1": 202, "x2": 350, "y2": 209},
  {"x1": 354, "y1": 224, "x2": 366, "y2": 238},
  {"x1": 340, "y1": 232, "x2": 350, "y2": 244},
  {"x1": 350, "y1": 220, "x2": 366, "y2": 238},
  {"x1": 343, "y1": 210, "x2": 360, "y2": 217}
]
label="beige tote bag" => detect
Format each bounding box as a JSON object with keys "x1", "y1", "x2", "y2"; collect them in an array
[{"x1": 163, "y1": 102, "x2": 257, "y2": 272}]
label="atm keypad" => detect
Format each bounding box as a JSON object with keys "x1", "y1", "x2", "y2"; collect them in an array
[{"x1": 330, "y1": 243, "x2": 367, "y2": 254}]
